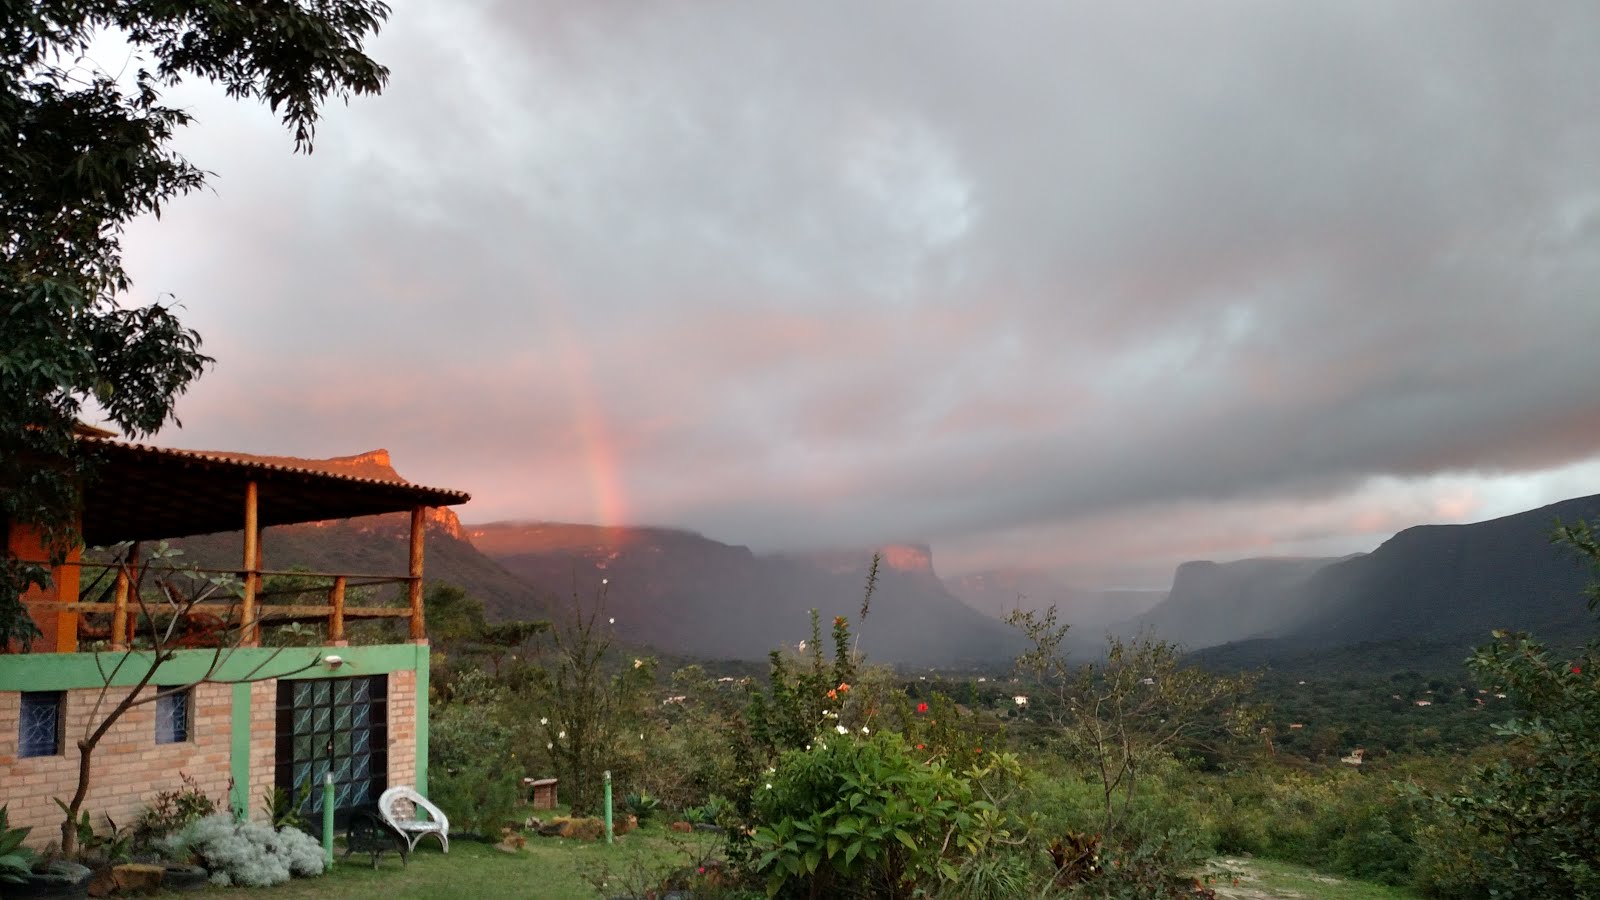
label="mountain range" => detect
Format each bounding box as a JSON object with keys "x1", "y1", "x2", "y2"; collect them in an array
[
  {"x1": 468, "y1": 523, "x2": 1021, "y2": 664},
  {"x1": 152, "y1": 448, "x2": 1600, "y2": 669},
  {"x1": 1136, "y1": 495, "x2": 1600, "y2": 672}
]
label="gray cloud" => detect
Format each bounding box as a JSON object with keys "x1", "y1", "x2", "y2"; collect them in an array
[{"x1": 111, "y1": 0, "x2": 1600, "y2": 586}]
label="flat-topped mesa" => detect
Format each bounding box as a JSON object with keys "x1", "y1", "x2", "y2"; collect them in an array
[
  {"x1": 199, "y1": 448, "x2": 466, "y2": 538},
  {"x1": 880, "y1": 543, "x2": 934, "y2": 574},
  {"x1": 800, "y1": 542, "x2": 937, "y2": 578}
]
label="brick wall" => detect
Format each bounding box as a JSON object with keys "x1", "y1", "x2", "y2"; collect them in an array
[
  {"x1": 387, "y1": 669, "x2": 417, "y2": 789},
  {"x1": 247, "y1": 679, "x2": 277, "y2": 816},
  {"x1": 1, "y1": 666, "x2": 421, "y2": 849},
  {"x1": 0, "y1": 682, "x2": 232, "y2": 847}
]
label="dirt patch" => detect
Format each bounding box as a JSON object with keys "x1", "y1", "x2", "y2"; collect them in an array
[{"x1": 1201, "y1": 857, "x2": 1346, "y2": 900}]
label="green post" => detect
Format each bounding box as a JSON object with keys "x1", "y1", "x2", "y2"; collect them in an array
[
  {"x1": 603, "y1": 770, "x2": 613, "y2": 845},
  {"x1": 322, "y1": 774, "x2": 335, "y2": 869}
]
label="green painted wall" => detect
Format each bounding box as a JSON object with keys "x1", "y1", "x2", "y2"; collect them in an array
[
  {"x1": 230, "y1": 682, "x2": 252, "y2": 819},
  {"x1": 415, "y1": 648, "x2": 430, "y2": 796},
  {"x1": 0, "y1": 643, "x2": 426, "y2": 690}
]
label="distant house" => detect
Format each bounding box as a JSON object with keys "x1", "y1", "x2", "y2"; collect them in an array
[
  {"x1": 1340, "y1": 748, "x2": 1365, "y2": 766},
  {"x1": 1288, "y1": 723, "x2": 1304, "y2": 730},
  {"x1": 1415, "y1": 700, "x2": 1432, "y2": 707},
  {"x1": 1, "y1": 432, "x2": 468, "y2": 846}
]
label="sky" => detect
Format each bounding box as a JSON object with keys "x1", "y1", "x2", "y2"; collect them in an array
[{"x1": 100, "y1": 1, "x2": 1600, "y2": 588}]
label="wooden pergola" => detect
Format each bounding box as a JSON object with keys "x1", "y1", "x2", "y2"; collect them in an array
[{"x1": 21, "y1": 438, "x2": 470, "y2": 651}]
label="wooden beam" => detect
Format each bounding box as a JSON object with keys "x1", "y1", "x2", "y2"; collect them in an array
[
  {"x1": 110, "y1": 567, "x2": 129, "y2": 650},
  {"x1": 329, "y1": 576, "x2": 347, "y2": 644},
  {"x1": 241, "y1": 481, "x2": 259, "y2": 647},
  {"x1": 408, "y1": 506, "x2": 426, "y2": 641}
]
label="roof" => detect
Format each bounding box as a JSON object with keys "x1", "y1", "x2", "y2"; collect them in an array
[{"x1": 77, "y1": 438, "x2": 471, "y2": 546}]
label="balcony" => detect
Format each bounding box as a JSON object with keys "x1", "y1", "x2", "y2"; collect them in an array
[{"x1": 7, "y1": 436, "x2": 469, "y2": 654}]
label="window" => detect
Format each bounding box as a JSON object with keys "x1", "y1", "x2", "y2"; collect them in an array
[
  {"x1": 275, "y1": 676, "x2": 388, "y2": 826},
  {"x1": 19, "y1": 691, "x2": 64, "y2": 757},
  {"x1": 155, "y1": 689, "x2": 190, "y2": 744}
]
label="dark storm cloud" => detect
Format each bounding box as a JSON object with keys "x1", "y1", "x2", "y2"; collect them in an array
[{"x1": 113, "y1": 1, "x2": 1600, "y2": 585}]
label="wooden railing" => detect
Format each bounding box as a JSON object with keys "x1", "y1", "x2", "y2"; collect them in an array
[{"x1": 20, "y1": 561, "x2": 422, "y2": 651}]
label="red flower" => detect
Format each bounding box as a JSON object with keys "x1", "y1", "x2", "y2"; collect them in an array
[
  {"x1": 916, "y1": 743, "x2": 925, "y2": 750},
  {"x1": 1573, "y1": 665, "x2": 1583, "y2": 675},
  {"x1": 974, "y1": 747, "x2": 983, "y2": 754},
  {"x1": 916, "y1": 702, "x2": 929, "y2": 714}
]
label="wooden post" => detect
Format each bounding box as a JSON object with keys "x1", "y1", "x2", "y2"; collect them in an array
[
  {"x1": 241, "y1": 481, "x2": 259, "y2": 647},
  {"x1": 408, "y1": 506, "x2": 426, "y2": 641},
  {"x1": 124, "y1": 543, "x2": 140, "y2": 646},
  {"x1": 329, "y1": 576, "x2": 347, "y2": 645},
  {"x1": 110, "y1": 567, "x2": 129, "y2": 650}
]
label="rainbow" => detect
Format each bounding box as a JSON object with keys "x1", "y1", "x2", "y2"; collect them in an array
[{"x1": 545, "y1": 299, "x2": 629, "y2": 534}]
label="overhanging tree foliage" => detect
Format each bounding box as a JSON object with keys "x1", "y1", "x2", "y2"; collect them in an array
[{"x1": 1, "y1": 1, "x2": 394, "y2": 647}]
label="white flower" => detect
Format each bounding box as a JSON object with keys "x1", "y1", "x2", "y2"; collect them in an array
[
  {"x1": 639, "y1": 733, "x2": 645, "y2": 740},
  {"x1": 633, "y1": 658, "x2": 643, "y2": 669},
  {"x1": 836, "y1": 724, "x2": 848, "y2": 735},
  {"x1": 765, "y1": 783, "x2": 773, "y2": 790},
  {"x1": 860, "y1": 726, "x2": 870, "y2": 734},
  {"x1": 540, "y1": 717, "x2": 549, "y2": 726},
  {"x1": 558, "y1": 730, "x2": 566, "y2": 739},
  {"x1": 546, "y1": 742, "x2": 553, "y2": 750},
  {"x1": 1013, "y1": 695, "x2": 1028, "y2": 707},
  {"x1": 797, "y1": 640, "x2": 807, "y2": 653},
  {"x1": 804, "y1": 744, "x2": 811, "y2": 751},
  {"x1": 766, "y1": 767, "x2": 776, "y2": 775},
  {"x1": 608, "y1": 617, "x2": 616, "y2": 624}
]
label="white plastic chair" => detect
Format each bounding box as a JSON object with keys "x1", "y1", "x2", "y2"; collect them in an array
[{"x1": 378, "y1": 785, "x2": 450, "y2": 853}]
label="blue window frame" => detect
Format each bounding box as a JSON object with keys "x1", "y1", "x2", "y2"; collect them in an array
[
  {"x1": 19, "y1": 691, "x2": 64, "y2": 757},
  {"x1": 156, "y1": 689, "x2": 190, "y2": 744}
]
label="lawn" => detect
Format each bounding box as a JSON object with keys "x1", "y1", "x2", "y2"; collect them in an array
[{"x1": 204, "y1": 824, "x2": 723, "y2": 900}]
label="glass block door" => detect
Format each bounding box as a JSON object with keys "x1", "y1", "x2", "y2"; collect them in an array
[{"x1": 275, "y1": 675, "x2": 388, "y2": 826}]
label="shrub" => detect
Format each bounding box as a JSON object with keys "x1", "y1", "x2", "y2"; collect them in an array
[
  {"x1": 158, "y1": 814, "x2": 324, "y2": 887},
  {"x1": 751, "y1": 731, "x2": 986, "y2": 899},
  {"x1": 261, "y1": 782, "x2": 306, "y2": 830},
  {"x1": 623, "y1": 791, "x2": 661, "y2": 823},
  {"x1": 429, "y1": 761, "x2": 523, "y2": 836},
  {"x1": 430, "y1": 670, "x2": 516, "y2": 776},
  {"x1": 132, "y1": 773, "x2": 217, "y2": 847}
]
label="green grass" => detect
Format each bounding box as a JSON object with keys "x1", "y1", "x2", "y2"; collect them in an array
[
  {"x1": 1208, "y1": 856, "x2": 1426, "y2": 900},
  {"x1": 203, "y1": 824, "x2": 722, "y2": 900}
]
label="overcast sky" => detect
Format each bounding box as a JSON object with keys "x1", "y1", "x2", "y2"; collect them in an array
[{"x1": 105, "y1": 1, "x2": 1600, "y2": 587}]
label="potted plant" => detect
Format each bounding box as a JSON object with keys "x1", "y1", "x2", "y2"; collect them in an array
[{"x1": 2, "y1": 805, "x2": 37, "y2": 884}]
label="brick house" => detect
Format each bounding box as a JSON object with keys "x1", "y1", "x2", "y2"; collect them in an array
[{"x1": 0, "y1": 432, "x2": 467, "y2": 846}]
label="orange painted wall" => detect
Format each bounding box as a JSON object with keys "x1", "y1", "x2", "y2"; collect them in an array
[{"x1": 5, "y1": 523, "x2": 80, "y2": 652}]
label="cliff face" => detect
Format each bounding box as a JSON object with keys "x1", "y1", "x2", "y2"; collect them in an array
[{"x1": 1126, "y1": 557, "x2": 1347, "y2": 648}]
